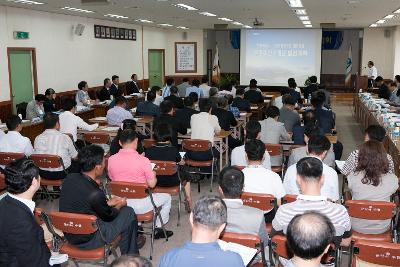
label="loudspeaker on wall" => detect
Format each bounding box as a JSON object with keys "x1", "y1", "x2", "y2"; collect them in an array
[{"x1": 75, "y1": 24, "x2": 85, "y2": 36}]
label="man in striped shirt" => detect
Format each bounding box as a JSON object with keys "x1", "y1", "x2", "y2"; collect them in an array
[{"x1": 272, "y1": 157, "x2": 352, "y2": 247}]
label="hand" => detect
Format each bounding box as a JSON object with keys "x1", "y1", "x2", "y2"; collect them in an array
[{"x1": 107, "y1": 196, "x2": 126, "y2": 208}]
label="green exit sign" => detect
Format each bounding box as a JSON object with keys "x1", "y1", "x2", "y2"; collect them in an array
[{"x1": 13, "y1": 31, "x2": 29, "y2": 39}]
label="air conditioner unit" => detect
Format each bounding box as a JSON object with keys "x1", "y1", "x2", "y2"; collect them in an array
[{"x1": 81, "y1": 0, "x2": 110, "y2": 5}]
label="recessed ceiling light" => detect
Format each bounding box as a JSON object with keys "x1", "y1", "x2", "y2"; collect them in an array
[
  {"x1": 62, "y1": 7, "x2": 94, "y2": 13},
  {"x1": 177, "y1": 26, "x2": 189, "y2": 29},
  {"x1": 305, "y1": 24, "x2": 313, "y2": 28},
  {"x1": 370, "y1": 24, "x2": 378, "y2": 27},
  {"x1": 232, "y1": 21, "x2": 243, "y2": 26},
  {"x1": 384, "y1": 14, "x2": 395, "y2": 19},
  {"x1": 199, "y1": 12, "x2": 217, "y2": 17},
  {"x1": 286, "y1": 0, "x2": 303, "y2": 8},
  {"x1": 104, "y1": 14, "x2": 128, "y2": 19},
  {"x1": 174, "y1": 3, "x2": 198, "y2": 11},
  {"x1": 218, "y1": 17, "x2": 233, "y2": 22},
  {"x1": 158, "y1": 23, "x2": 173, "y2": 27},
  {"x1": 376, "y1": 19, "x2": 385, "y2": 24},
  {"x1": 394, "y1": 8, "x2": 400, "y2": 14},
  {"x1": 243, "y1": 25, "x2": 252, "y2": 28},
  {"x1": 7, "y1": 0, "x2": 44, "y2": 4},
  {"x1": 298, "y1": 16, "x2": 309, "y2": 21},
  {"x1": 302, "y1": 21, "x2": 311, "y2": 25},
  {"x1": 294, "y1": 9, "x2": 307, "y2": 15},
  {"x1": 135, "y1": 19, "x2": 153, "y2": 23}
]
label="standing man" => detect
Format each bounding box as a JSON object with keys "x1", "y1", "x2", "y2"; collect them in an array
[{"x1": 367, "y1": 61, "x2": 378, "y2": 88}]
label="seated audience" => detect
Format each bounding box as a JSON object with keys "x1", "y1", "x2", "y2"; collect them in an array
[
  {"x1": 217, "y1": 84, "x2": 233, "y2": 97},
  {"x1": 153, "y1": 100, "x2": 187, "y2": 147},
  {"x1": 111, "y1": 255, "x2": 152, "y2": 267},
  {"x1": 59, "y1": 98, "x2": 98, "y2": 143},
  {"x1": 244, "y1": 78, "x2": 262, "y2": 92},
  {"x1": 110, "y1": 119, "x2": 145, "y2": 155},
  {"x1": 199, "y1": 76, "x2": 211, "y2": 97},
  {"x1": 242, "y1": 139, "x2": 286, "y2": 222},
  {"x1": 279, "y1": 94, "x2": 301, "y2": 132},
  {"x1": 286, "y1": 212, "x2": 335, "y2": 267},
  {"x1": 231, "y1": 120, "x2": 271, "y2": 170},
  {"x1": 284, "y1": 135, "x2": 339, "y2": 202},
  {"x1": 209, "y1": 87, "x2": 219, "y2": 108},
  {"x1": 0, "y1": 115, "x2": 34, "y2": 158},
  {"x1": 158, "y1": 196, "x2": 244, "y2": 267},
  {"x1": 60, "y1": 145, "x2": 139, "y2": 254},
  {"x1": 288, "y1": 80, "x2": 302, "y2": 104},
  {"x1": 136, "y1": 90, "x2": 160, "y2": 117},
  {"x1": 177, "y1": 77, "x2": 190, "y2": 97},
  {"x1": 162, "y1": 78, "x2": 175, "y2": 98},
  {"x1": 26, "y1": 94, "x2": 46, "y2": 120},
  {"x1": 272, "y1": 87, "x2": 290, "y2": 109},
  {"x1": 272, "y1": 157, "x2": 352, "y2": 247},
  {"x1": 126, "y1": 74, "x2": 141, "y2": 94},
  {"x1": 175, "y1": 96, "x2": 199, "y2": 129},
  {"x1": 189, "y1": 91, "x2": 200, "y2": 110},
  {"x1": 376, "y1": 76, "x2": 391, "y2": 100},
  {"x1": 303, "y1": 75, "x2": 319, "y2": 101},
  {"x1": 259, "y1": 106, "x2": 291, "y2": 166},
  {"x1": 108, "y1": 130, "x2": 173, "y2": 239},
  {"x1": 152, "y1": 86, "x2": 164, "y2": 106},
  {"x1": 97, "y1": 78, "x2": 112, "y2": 101},
  {"x1": 226, "y1": 95, "x2": 240, "y2": 118},
  {"x1": 76, "y1": 81, "x2": 91, "y2": 106},
  {"x1": 232, "y1": 88, "x2": 251, "y2": 112},
  {"x1": 0, "y1": 158, "x2": 52, "y2": 266},
  {"x1": 212, "y1": 97, "x2": 240, "y2": 149},
  {"x1": 44, "y1": 88, "x2": 57, "y2": 113},
  {"x1": 318, "y1": 86, "x2": 331, "y2": 109},
  {"x1": 34, "y1": 113, "x2": 79, "y2": 180},
  {"x1": 389, "y1": 81, "x2": 400, "y2": 104},
  {"x1": 311, "y1": 91, "x2": 335, "y2": 134},
  {"x1": 292, "y1": 110, "x2": 319, "y2": 145},
  {"x1": 164, "y1": 86, "x2": 184, "y2": 109},
  {"x1": 106, "y1": 96, "x2": 133, "y2": 126},
  {"x1": 244, "y1": 79, "x2": 264, "y2": 104},
  {"x1": 288, "y1": 77, "x2": 302, "y2": 94},
  {"x1": 110, "y1": 75, "x2": 123, "y2": 98},
  {"x1": 185, "y1": 79, "x2": 204, "y2": 98},
  {"x1": 288, "y1": 123, "x2": 335, "y2": 168},
  {"x1": 219, "y1": 166, "x2": 269, "y2": 246},
  {"x1": 342, "y1": 125, "x2": 394, "y2": 176},
  {"x1": 347, "y1": 140, "x2": 398, "y2": 234}
]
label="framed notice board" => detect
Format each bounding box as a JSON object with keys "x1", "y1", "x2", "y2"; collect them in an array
[{"x1": 175, "y1": 42, "x2": 197, "y2": 73}]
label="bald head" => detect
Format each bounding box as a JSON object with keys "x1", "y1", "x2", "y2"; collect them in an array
[{"x1": 287, "y1": 211, "x2": 335, "y2": 260}]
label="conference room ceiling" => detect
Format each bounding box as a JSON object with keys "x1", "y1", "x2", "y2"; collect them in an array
[{"x1": 1, "y1": 0, "x2": 400, "y2": 29}]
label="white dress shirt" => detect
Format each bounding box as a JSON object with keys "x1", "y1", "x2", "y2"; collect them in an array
[
  {"x1": 190, "y1": 112, "x2": 221, "y2": 144},
  {"x1": 59, "y1": 111, "x2": 98, "y2": 141},
  {"x1": 368, "y1": 66, "x2": 378, "y2": 79},
  {"x1": 8, "y1": 193, "x2": 36, "y2": 213},
  {"x1": 283, "y1": 156, "x2": 339, "y2": 202},
  {"x1": 0, "y1": 131, "x2": 33, "y2": 156},
  {"x1": 242, "y1": 165, "x2": 286, "y2": 199},
  {"x1": 231, "y1": 145, "x2": 271, "y2": 170}
]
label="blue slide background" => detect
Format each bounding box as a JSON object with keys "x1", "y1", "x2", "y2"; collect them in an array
[{"x1": 240, "y1": 29, "x2": 322, "y2": 86}]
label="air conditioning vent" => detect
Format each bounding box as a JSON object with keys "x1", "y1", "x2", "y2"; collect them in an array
[{"x1": 81, "y1": 0, "x2": 110, "y2": 5}]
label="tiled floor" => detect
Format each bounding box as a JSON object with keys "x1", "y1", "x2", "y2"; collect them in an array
[{"x1": 39, "y1": 97, "x2": 364, "y2": 267}]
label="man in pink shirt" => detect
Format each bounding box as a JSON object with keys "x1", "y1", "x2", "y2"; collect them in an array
[{"x1": 108, "y1": 129, "x2": 173, "y2": 239}]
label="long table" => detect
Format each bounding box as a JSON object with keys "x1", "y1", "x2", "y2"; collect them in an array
[{"x1": 353, "y1": 96, "x2": 400, "y2": 176}]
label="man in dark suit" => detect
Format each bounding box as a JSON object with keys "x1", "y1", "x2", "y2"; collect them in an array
[
  {"x1": 126, "y1": 74, "x2": 140, "y2": 94},
  {"x1": 136, "y1": 91, "x2": 160, "y2": 117},
  {"x1": 164, "y1": 86, "x2": 184, "y2": 109},
  {"x1": 0, "y1": 158, "x2": 52, "y2": 267},
  {"x1": 232, "y1": 88, "x2": 251, "y2": 112},
  {"x1": 97, "y1": 78, "x2": 112, "y2": 101},
  {"x1": 376, "y1": 76, "x2": 391, "y2": 100},
  {"x1": 175, "y1": 96, "x2": 199, "y2": 129},
  {"x1": 153, "y1": 100, "x2": 187, "y2": 147},
  {"x1": 288, "y1": 80, "x2": 301, "y2": 104},
  {"x1": 304, "y1": 75, "x2": 319, "y2": 101},
  {"x1": 311, "y1": 90, "x2": 335, "y2": 134},
  {"x1": 244, "y1": 79, "x2": 264, "y2": 104},
  {"x1": 110, "y1": 75, "x2": 123, "y2": 97}
]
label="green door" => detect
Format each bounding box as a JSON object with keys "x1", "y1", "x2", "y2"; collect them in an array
[
  {"x1": 148, "y1": 50, "x2": 164, "y2": 88},
  {"x1": 9, "y1": 50, "x2": 34, "y2": 113}
]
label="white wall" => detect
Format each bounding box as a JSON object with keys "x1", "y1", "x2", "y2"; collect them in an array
[
  {"x1": 0, "y1": 6, "x2": 205, "y2": 102},
  {"x1": 393, "y1": 26, "x2": 400, "y2": 76}
]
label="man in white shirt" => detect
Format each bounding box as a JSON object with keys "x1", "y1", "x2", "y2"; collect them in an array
[
  {"x1": 106, "y1": 96, "x2": 133, "y2": 126},
  {"x1": 231, "y1": 120, "x2": 271, "y2": 170},
  {"x1": 152, "y1": 86, "x2": 164, "y2": 106},
  {"x1": 367, "y1": 61, "x2": 378, "y2": 88},
  {"x1": 283, "y1": 135, "x2": 339, "y2": 202},
  {"x1": 59, "y1": 98, "x2": 98, "y2": 144},
  {"x1": 0, "y1": 115, "x2": 34, "y2": 159},
  {"x1": 34, "y1": 113, "x2": 79, "y2": 180},
  {"x1": 199, "y1": 76, "x2": 211, "y2": 98}
]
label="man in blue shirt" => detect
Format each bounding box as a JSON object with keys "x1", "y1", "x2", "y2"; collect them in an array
[
  {"x1": 162, "y1": 78, "x2": 175, "y2": 98},
  {"x1": 158, "y1": 196, "x2": 244, "y2": 267},
  {"x1": 185, "y1": 79, "x2": 204, "y2": 98}
]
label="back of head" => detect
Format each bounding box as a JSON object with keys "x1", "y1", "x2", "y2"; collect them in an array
[
  {"x1": 146, "y1": 91, "x2": 156, "y2": 102},
  {"x1": 201, "y1": 76, "x2": 208, "y2": 84},
  {"x1": 78, "y1": 145, "x2": 105, "y2": 173},
  {"x1": 121, "y1": 119, "x2": 137, "y2": 131},
  {"x1": 182, "y1": 77, "x2": 189, "y2": 83},
  {"x1": 375, "y1": 76, "x2": 383, "y2": 83},
  {"x1": 304, "y1": 124, "x2": 321, "y2": 139},
  {"x1": 192, "y1": 79, "x2": 200, "y2": 87},
  {"x1": 192, "y1": 195, "x2": 227, "y2": 230},
  {"x1": 296, "y1": 157, "x2": 323, "y2": 183},
  {"x1": 245, "y1": 120, "x2": 261, "y2": 139},
  {"x1": 115, "y1": 96, "x2": 127, "y2": 106},
  {"x1": 280, "y1": 87, "x2": 291, "y2": 96},
  {"x1": 225, "y1": 94, "x2": 234, "y2": 105},
  {"x1": 365, "y1": 125, "x2": 386, "y2": 142},
  {"x1": 217, "y1": 97, "x2": 228, "y2": 108},
  {"x1": 309, "y1": 76, "x2": 318, "y2": 84},
  {"x1": 288, "y1": 79, "x2": 297, "y2": 88},
  {"x1": 45, "y1": 88, "x2": 55, "y2": 96},
  {"x1": 110, "y1": 255, "x2": 153, "y2": 267},
  {"x1": 303, "y1": 110, "x2": 316, "y2": 126},
  {"x1": 170, "y1": 86, "x2": 178, "y2": 95},
  {"x1": 131, "y1": 74, "x2": 137, "y2": 80},
  {"x1": 43, "y1": 112, "x2": 59, "y2": 130},
  {"x1": 199, "y1": 98, "x2": 212, "y2": 113},
  {"x1": 288, "y1": 78, "x2": 295, "y2": 84},
  {"x1": 62, "y1": 98, "x2": 77, "y2": 111},
  {"x1": 368, "y1": 61, "x2": 374, "y2": 66},
  {"x1": 311, "y1": 91, "x2": 325, "y2": 108},
  {"x1": 245, "y1": 139, "x2": 266, "y2": 161},
  {"x1": 6, "y1": 115, "x2": 22, "y2": 131},
  {"x1": 184, "y1": 96, "x2": 194, "y2": 107},
  {"x1": 35, "y1": 94, "x2": 46, "y2": 102},
  {"x1": 395, "y1": 75, "x2": 400, "y2": 84},
  {"x1": 78, "y1": 81, "x2": 87, "y2": 90},
  {"x1": 219, "y1": 166, "x2": 244, "y2": 198},
  {"x1": 160, "y1": 100, "x2": 173, "y2": 114},
  {"x1": 236, "y1": 88, "x2": 245, "y2": 96},
  {"x1": 154, "y1": 123, "x2": 172, "y2": 142},
  {"x1": 151, "y1": 86, "x2": 161, "y2": 93},
  {"x1": 119, "y1": 129, "x2": 138, "y2": 146},
  {"x1": 282, "y1": 94, "x2": 296, "y2": 106},
  {"x1": 166, "y1": 78, "x2": 174, "y2": 86},
  {"x1": 189, "y1": 92, "x2": 199, "y2": 103},
  {"x1": 209, "y1": 87, "x2": 218, "y2": 97},
  {"x1": 307, "y1": 135, "x2": 330, "y2": 156},
  {"x1": 249, "y1": 79, "x2": 257, "y2": 88},
  {"x1": 4, "y1": 158, "x2": 39, "y2": 194},
  {"x1": 287, "y1": 211, "x2": 335, "y2": 260},
  {"x1": 266, "y1": 106, "x2": 280, "y2": 118}
]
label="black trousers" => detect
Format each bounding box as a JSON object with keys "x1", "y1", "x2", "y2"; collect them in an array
[
  {"x1": 75, "y1": 207, "x2": 139, "y2": 255},
  {"x1": 368, "y1": 79, "x2": 374, "y2": 88},
  {"x1": 333, "y1": 141, "x2": 343, "y2": 160},
  {"x1": 39, "y1": 160, "x2": 81, "y2": 180}
]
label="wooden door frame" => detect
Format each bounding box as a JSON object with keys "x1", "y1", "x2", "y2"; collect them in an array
[
  {"x1": 7, "y1": 47, "x2": 38, "y2": 110},
  {"x1": 148, "y1": 49, "x2": 165, "y2": 86}
]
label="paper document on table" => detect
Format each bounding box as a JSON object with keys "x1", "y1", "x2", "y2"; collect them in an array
[
  {"x1": 102, "y1": 127, "x2": 119, "y2": 132},
  {"x1": 94, "y1": 117, "x2": 107, "y2": 120},
  {"x1": 217, "y1": 239, "x2": 257, "y2": 266},
  {"x1": 179, "y1": 152, "x2": 186, "y2": 158},
  {"x1": 335, "y1": 160, "x2": 345, "y2": 172}
]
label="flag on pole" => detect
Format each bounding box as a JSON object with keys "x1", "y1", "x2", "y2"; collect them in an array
[
  {"x1": 345, "y1": 44, "x2": 352, "y2": 87},
  {"x1": 212, "y1": 44, "x2": 221, "y2": 85}
]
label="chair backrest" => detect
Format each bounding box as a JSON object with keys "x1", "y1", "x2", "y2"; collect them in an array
[
  {"x1": 282, "y1": 194, "x2": 297, "y2": 204},
  {"x1": 143, "y1": 139, "x2": 156, "y2": 149},
  {"x1": 49, "y1": 211, "x2": 98, "y2": 235},
  {"x1": 182, "y1": 139, "x2": 212, "y2": 152},
  {"x1": 0, "y1": 174, "x2": 5, "y2": 190},
  {"x1": 241, "y1": 192, "x2": 277, "y2": 212},
  {"x1": 271, "y1": 235, "x2": 292, "y2": 260},
  {"x1": 353, "y1": 239, "x2": 400, "y2": 266},
  {"x1": 30, "y1": 154, "x2": 64, "y2": 169},
  {"x1": 108, "y1": 181, "x2": 148, "y2": 199},
  {"x1": 151, "y1": 160, "x2": 177, "y2": 176},
  {"x1": 16, "y1": 102, "x2": 28, "y2": 119},
  {"x1": 265, "y1": 144, "x2": 283, "y2": 157},
  {"x1": 83, "y1": 132, "x2": 110, "y2": 145},
  {"x1": 233, "y1": 165, "x2": 245, "y2": 171},
  {"x1": 221, "y1": 232, "x2": 261, "y2": 248},
  {"x1": 0, "y1": 152, "x2": 25, "y2": 166},
  {"x1": 345, "y1": 200, "x2": 397, "y2": 220}
]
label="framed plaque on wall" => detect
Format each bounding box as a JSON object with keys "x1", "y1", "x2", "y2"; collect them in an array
[{"x1": 175, "y1": 42, "x2": 197, "y2": 73}]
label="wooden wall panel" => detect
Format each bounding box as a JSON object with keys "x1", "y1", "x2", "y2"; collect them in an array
[{"x1": 0, "y1": 101, "x2": 12, "y2": 123}]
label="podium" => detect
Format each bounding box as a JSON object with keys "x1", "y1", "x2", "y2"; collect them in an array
[{"x1": 355, "y1": 75, "x2": 369, "y2": 92}]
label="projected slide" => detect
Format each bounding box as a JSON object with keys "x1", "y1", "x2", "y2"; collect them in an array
[{"x1": 240, "y1": 29, "x2": 322, "y2": 86}]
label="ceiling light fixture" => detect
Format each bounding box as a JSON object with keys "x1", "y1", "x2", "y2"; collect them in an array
[
  {"x1": 232, "y1": 21, "x2": 243, "y2": 26},
  {"x1": 369, "y1": 24, "x2": 378, "y2": 27},
  {"x1": 218, "y1": 17, "x2": 233, "y2": 22},
  {"x1": 305, "y1": 24, "x2": 312, "y2": 28},
  {"x1": 199, "y1": 12, "x2": 217, "y2": 17},
  {"x1": 174, "y1": 3, "x2": 198, "y2": 11},
  {"x1": 243, "y1": 25, "x2": 252, "y2": 28},
  {"x1": 294, "y1": 9, "x2": 307, "y2": 15},
  {"x1": 104, "y1": 14, "x2": 128, "y2": 19},
  {"x1": 177, "y1": 26, "x2": 189, "y2": 29},
  {"x1": 286, "y1": 0, "x2": 303, "y2": 8},
  {"x1": 302, "y1": 20, "x2": 311, "y2": 25},
  {"x1": 394, "y1": 8, "x2": 400, "y2": 14},
  {"x1": 376, "y1": 19, "x2": 385, "y2": 24},
  {"x1": 62, "y1": 7, "x2": 94, "y2": 13},
  {"x1": 298, "y1": 16, "x2": 309, "y2": 20},
  {"x1": 7, "y1": 0, "x2": 44, "y2": 4},
  {"x1": 158, "y1": 23, "x2": 173, "y2": 27},
  {"x1": 135, "y1": 19, "x2": 153, "y2": 23},
  {"x1": 384, "y1": 14, "x2": 395, "y2": 19}
]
